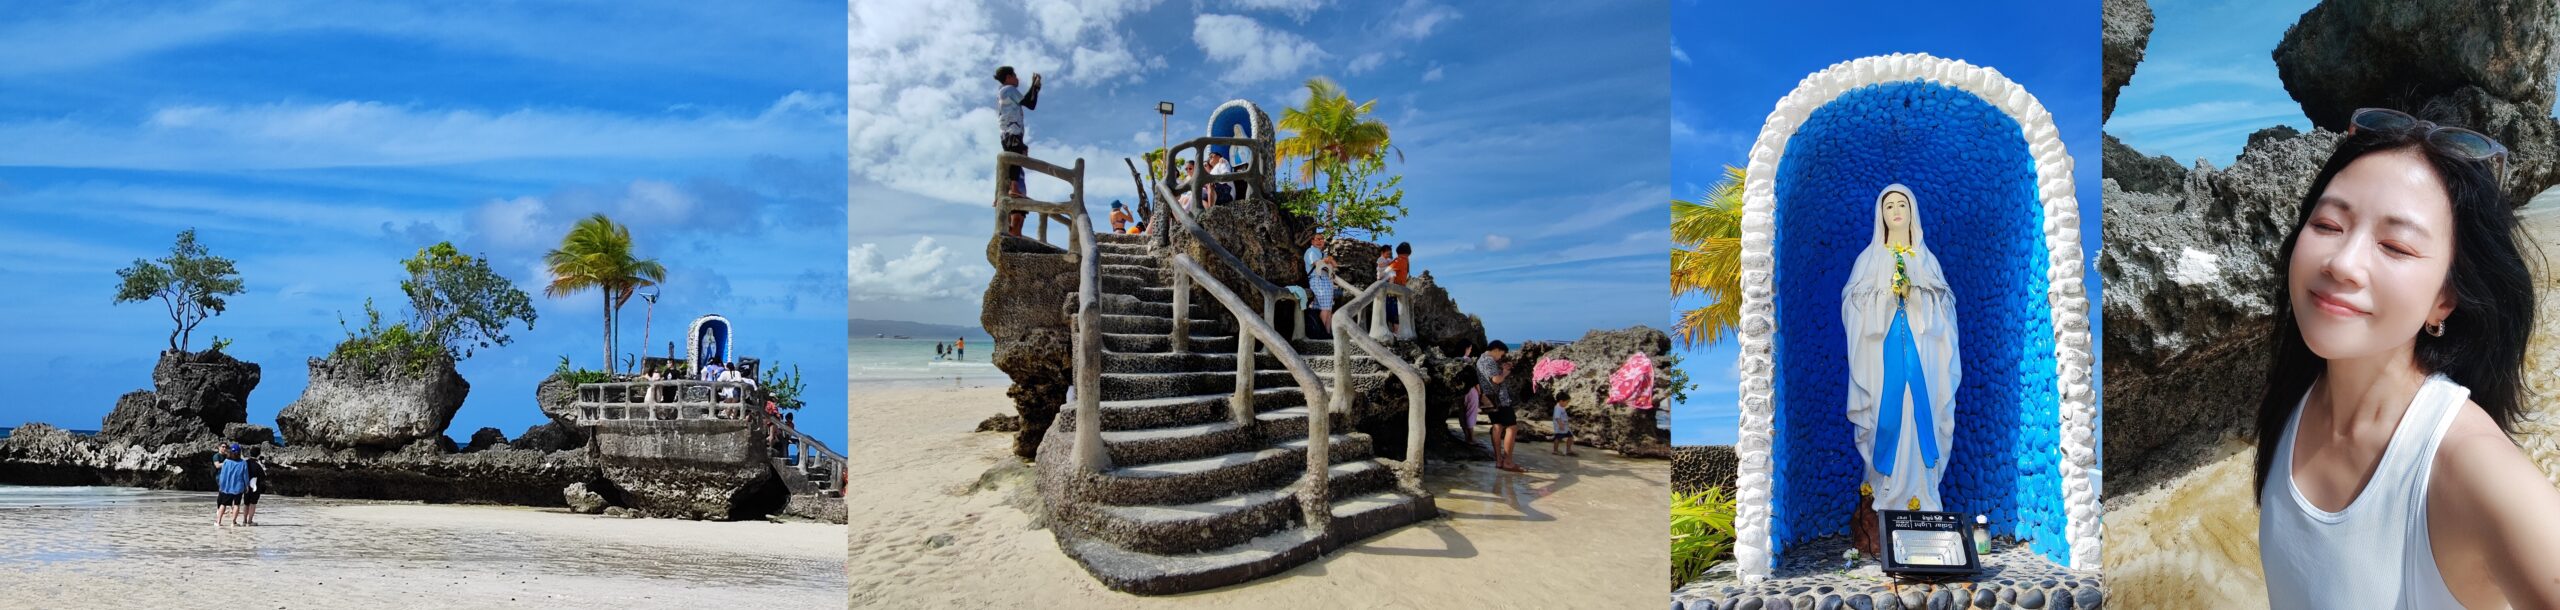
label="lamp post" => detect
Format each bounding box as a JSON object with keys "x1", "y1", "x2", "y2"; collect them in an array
[
  {"x1": 638, "y1": 290, "x2": 658, "y2": 374},
  {"x1": 1157, "y1": 101, "x2": 1175, "y2": 180}
]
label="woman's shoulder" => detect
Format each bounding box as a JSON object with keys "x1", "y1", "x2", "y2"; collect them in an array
[{"x1": 2429, "y1": 399, "x2": 2552, "y2": 511}]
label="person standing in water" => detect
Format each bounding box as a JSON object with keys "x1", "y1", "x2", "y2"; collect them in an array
[
  {"x1": 2252, "y1": 108, "x2": 2560, "y2": 608},
  {"x1": 241, "y1": 446, "x2": 266, "y2": 525},
  {"x1": 213, "y1": 444, "x2": 248, "y2": 526},
  {"x1": 956, "y1": 337, "x2": 966, "y2": 361}
]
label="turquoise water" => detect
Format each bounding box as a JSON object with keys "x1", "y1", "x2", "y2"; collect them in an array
[{"x1": 849, "y1": 338, "x2": 1006, "y2": 386}]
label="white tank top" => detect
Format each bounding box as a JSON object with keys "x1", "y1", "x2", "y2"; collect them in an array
[{"x1": 2259, "y1": 373, "x2": 2468, "y2": 610}]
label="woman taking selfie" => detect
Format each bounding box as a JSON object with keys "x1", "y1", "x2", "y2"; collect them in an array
[{"x1": 2255, "y1": 107, "x2": 2560, "y2": 608}]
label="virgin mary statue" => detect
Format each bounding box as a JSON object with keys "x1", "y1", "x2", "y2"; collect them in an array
[{"x1": 1842, "y1": 183, "x2": 1961, "y2": 512}]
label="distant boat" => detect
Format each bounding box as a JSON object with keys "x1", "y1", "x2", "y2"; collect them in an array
[{"x1": 890, "y1": 335, "x2": 912, "y2": 340}]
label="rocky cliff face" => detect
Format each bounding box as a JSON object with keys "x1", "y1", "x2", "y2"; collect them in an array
[
  {"x1": 98, "y1": 349, "x2": 261, "y2": 448},
  {"x1": 984, "y1": 234, "x2": 1080, "y2": 460},
  {"x1": 276, "y1": 354, "x2": 469, "y2": 451},
  {"x1": 1508, "y1": 326, "x2": 1676, "y2": 458},
  {"x1": 2104, "y1": 0, "x2": 2560, "y2": 492},
  {"x1": 2101, "y1": 0, "x2": 2153, "y2": 121}
]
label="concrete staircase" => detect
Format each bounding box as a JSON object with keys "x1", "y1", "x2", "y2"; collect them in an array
[{"x1": 1048, "y1": 231, "x2": 1437, "y2": 595}]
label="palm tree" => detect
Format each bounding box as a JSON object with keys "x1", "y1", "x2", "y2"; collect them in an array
[
  {"x1": 542, "y1": 214, "x2": 666, "y2": 375},
  {"x1": 1672, "y1": 165, "x2": 1747, "y2": 349},
  {"x1": 1276, "y1": 76, "x2": 1399, "y2": 191}
]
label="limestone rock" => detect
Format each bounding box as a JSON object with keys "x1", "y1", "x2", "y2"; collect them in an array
[
  {"x1": 1403, "y1": 272, "x2": 1487, "y2": 357},
  {"x1": 1509, "y1": 326, "x2": 1675, "y2": 457},
  {"x1": 563, "y1": 481, "x2": 610, "y2": 514},
  {"x1": 276, "y1": 354, "x2": 470, "y2": 451},
  {"x1": 2101, "y1": 0, "x2": 2153, "y2": 121},
  {"x1": 1674, "y1": 445, "x2": 1738, "y2": 496},
  {"x1": 1163, "y1": 193, "x2": 1314, "y2": 294},
  {"x1": 97, "y1": 349, "x2": 262, "y2": 448},
  {"x1": 2101, "y1": 134, "x2": 2184, "y2": 196},
  {"x1": 2274, "y1": 0, "x2": 2560, "y2": 132},
  {"x1": 2100, "y1": 129, "x2": 2339, "y2": 490},
  {"x1": 2406, "y1": 86, "x2": 2560, "y2": 208},
  {"x1": 220, "y1": 423, "x2": 274, "y2": 446},
  {"x1": 463, "y1": 427, "x2": 509, "y2": 453},
  {"x1": 511, "y1": 422, "x2": 576, "y2": 452},
  {"x1": 992, "y1": 328, "x2": 1073, "y2": 460}
]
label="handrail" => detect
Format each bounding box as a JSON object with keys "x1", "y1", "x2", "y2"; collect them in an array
[
  {"x1": 571, "y1": 380, "x2": 768, "y2": 423},
  {"x1": 997, "y1": 149, "x2": 1106, "y2": 473},
  {"x1": 1330, "y1": 279, "x2": 1429, "y2": 488},
  {"x1": 778, "y1": 424, "x2": 846, "y2": 495},
  {"x1": 996, "y1": 152, "x2": 1088, "y2": 253},
  {"x1": 1162, "y1": 135, "x2": 1267, "y2": 203},
  {"x1": 1170, "y1": 253, "x2": 1335, "y2": 532},
  {"x1": 1149, "y1": 146, "x2": 1302, "y2": 345}
]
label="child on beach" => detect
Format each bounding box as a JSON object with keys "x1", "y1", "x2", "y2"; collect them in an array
[
  {"x1": 213, "y1": 443, "x2": 247, "y2": 526},
  {"x1": 242, "y1": 445, "x2": 265, "y2": 525},
  {"x1": 1550, "y1": 395, "x2": 1576, "y2": 456}
]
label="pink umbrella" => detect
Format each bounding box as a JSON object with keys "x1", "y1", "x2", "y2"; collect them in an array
[
  {"x1": 1530, "y1": 358, "x2": 1577, "y2": 390},
  {"x1": 1605, "y1": 353, "x2": 1656, "y2": 410}
]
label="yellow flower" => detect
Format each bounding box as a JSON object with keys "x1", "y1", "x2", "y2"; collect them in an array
[
  {"x1": 1887, "y1": 244, "x2": 1912, "y2": 299},
  {"x1": 1906, "y1": 496, "x2": 1921, "y2": 510},
  {"x1": 1860, "y1": 483, "x2": 1872, "y2": 496}
]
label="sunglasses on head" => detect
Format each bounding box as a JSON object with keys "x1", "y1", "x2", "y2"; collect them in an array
[{"x1": 2348, "y1": 107, "x2": 2511, "y2": 185}]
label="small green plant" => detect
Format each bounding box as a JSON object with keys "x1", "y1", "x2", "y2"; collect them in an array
[
  {"x1": 1671, "y1": 486, "x2": 1738, "y2": 585},
  {"x1": 759, "y1": 363, "x2": 806, "y2": 411},
  {"x1": 554, "y1": 355, "x2": 609, "y2": 386},
  {"x1": 330, "y1": 299, "x2": 445, "y2": 379},
  {"x1": 209, "y1": 336, "x2": 234, "y2": 353},
  {"x1": 1659, "y1": 352, "x2": 1696, "y2": 406}
]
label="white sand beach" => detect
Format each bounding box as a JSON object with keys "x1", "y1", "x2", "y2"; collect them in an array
[
  {"x1": 847, "y1": 383, "x2": 1669, "y2": 608},
  {"x1": 0, "y1": 491, "x2": 846, "y2": 609}
]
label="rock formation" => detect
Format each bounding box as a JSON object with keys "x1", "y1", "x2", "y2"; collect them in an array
[
  {"x1": 1673, "y1": 445, "x2": 1738, "y2": 497},
  {"x1": 1507, "y1": 326, "x2": 1676, "y2": 457},
  {"x1": 983, "y1": 233, "x2": 1080, "y2": 459},
  {"x1": 97, "y1": 349, "x2": 261, "y2": 448},
  {"x1": 2101, "y1": 0, "x2": 2153, "y2": 121},
  {"x1": 529, "y1": 373, "x2": 588, "y2": 449},
  {"x1": 276, "y1": 354, "x2": 469, "y2": 451},
  {"x1": 2104, "y1": 0, "x2": 2560, "y2": 492},
  {"x1": 462, "y1": 427, "x2": 509, "y2": 452}
]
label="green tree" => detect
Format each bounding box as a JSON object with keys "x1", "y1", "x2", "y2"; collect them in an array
[
  {"x1": 113, "y1": 229, "x2": 245, "y2": 352},
  {"x1": 541, "y1": 214, "x2": 665, "y2": 375},
  {"x1": 402, "y1": 242, "x2": 537, "y2": 360},
  {"x1": 1672, "y1": 165, "x2": 1747, "y2": 349},
  {"x1": 1277, "y1": 77, "x2": 1406, "y2": 235},
  {"x1": 1282, "y1": 154, "x2": 1407, "y2": 239}
]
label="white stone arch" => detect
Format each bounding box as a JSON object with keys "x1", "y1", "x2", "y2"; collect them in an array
[{"x1": 1729, "y1": 53, "x2": 2099, "y2": 580}]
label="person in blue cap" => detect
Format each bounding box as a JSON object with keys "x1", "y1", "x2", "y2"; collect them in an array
[
  {"x1": 1108, "y1": 200, "x2": 1132, "y2": 234},
  {"x1": 214, "y1": 443, "x2": 249, "y2": 526}
]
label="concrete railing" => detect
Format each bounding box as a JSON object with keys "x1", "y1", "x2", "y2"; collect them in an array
[
  {"x1": 996, "y1": 152, "x2": 1088, "y2": 253},
  {"x1": 779, "y1": 425, "x2": 847, "y2": 496},
  {"x1": 1331, "y1": 279, "x2": 1428, "y2": 488},
  {"x1": 998, "y1": 149, "x2": 1107, "y2": 474},
  {"x1": 1169, "y1": 254, "x2": 1336, "y2": 532},
  {"x1": 572, "y1": 380, "x2": 767, "y2": 423},
  {"x1": 1161, "y1": 136, "x2": 1271, "y2": 210}
]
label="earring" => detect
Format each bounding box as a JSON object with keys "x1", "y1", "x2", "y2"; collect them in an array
[{"x1": 2428, "y1": 319, "x2": 2446, "y2": 337}]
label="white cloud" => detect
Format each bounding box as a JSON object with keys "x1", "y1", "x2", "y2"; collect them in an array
[
  {"x1": 1386, "y1": 0, "x2": 1460, "y2": 40},
  {"x1": 1421, "y1": 64, "x2": 1444, "y2": 82},
  {"x1": 1192, "y1": 14, "x2": 1327, "y2": 86},
  {"x1": 1671, "y1": 39, "x2": 1691, "y2": 65},
  {"x1": 0, "y1": 94, "x2": 841, "y2": 171},
  {"x1": 1481, "y1": 234, "x2": 1513, "y2": 252},
  {"x1": 848, "y1": 237, "x2": 985, "y2": 301},
  {"x1": 1347, "y1": 52, "x2": 1387, "y2": 75},
  {"x1": 1226, "y1": 0, "x2": 1329, "y2": 20}
]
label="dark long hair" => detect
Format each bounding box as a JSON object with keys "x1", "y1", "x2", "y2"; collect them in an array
[{"x1": 2251, "y1": 124, "x2": 2538, "y2": 500}]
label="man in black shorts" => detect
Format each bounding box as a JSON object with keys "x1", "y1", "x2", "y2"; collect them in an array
[
  {"x1": 242, "y1": 445, "x2": 266, "y2": 525},
  {"x1": 1476, "y1": 340, "x2": 1524, "y2": 472},
  {"x1": 994, "y1": 65, "x2": 1042, "y2": 236}
]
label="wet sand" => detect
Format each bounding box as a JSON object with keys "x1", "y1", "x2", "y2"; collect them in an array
[
  {"x1": 848, "y1": 383, "x2": 1669, "y2": 608},
  {"x1": 2101, "y1": 438, "x2": 2265, "y2": 608},
  {"x1": 0, "y1": 492, "x2": 846, "y2": 608}
]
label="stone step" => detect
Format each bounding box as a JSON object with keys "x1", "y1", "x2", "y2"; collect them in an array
[
  {"x1": 1096, "y1": 388, "x2": 1307, "y2": 430},
  {"x1": 1095, "y1": 233, "x2": 1151, "y2": 246},
  {"x1": 1099, "y1": 263, "x2": 1158, "y2": 281},
  {"x1": 1100, "y1": 273, "x2": 1159, "y2": 294},
  {"x1": 1101, "y1": 332, "x2": 1236, "y2": 354},
  {"x1": 1098, "y1": 419, "x2": 1258, "y2": 467},
  {"x1": 1100, "y1": 369, "x2": 1299, "y2": 401},
  {"x1": 1099, "y1": 351, "x2": 1374, "y2": 375},
  {"x1": 1088, "y1": 433, "x2": 1372, "y2": 506},
  {"x1": 1110, "y1": 298, "x2": 1218, "y2": 320},
  {"x1": 1100, "y1": 313, "x2": 1233, "y2": 336},
  {"x1": 1250, "y1": 405, "x2": 1351, "y2": 440},
  {"x1": 1061, "y1": 526, "x2": 1321, "y2": 596},
  {"x1": 1323, "y1": 488, "x2": 1439, "y2": 550},
  {"x1": 1079, "y1": 460, "x2": 1400, "y2": 556},
  {"x1": 1099, "y1": 252, "x2": 1158, "y2": 268}
]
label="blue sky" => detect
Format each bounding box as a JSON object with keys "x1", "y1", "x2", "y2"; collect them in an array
[
  {"x1": 1670, "y1": 0, "x2": 2105, "y2": 445},
  {"x1": 848, "y1": 0, "x2": 1670, "y2": 343},
  {"x1": 0, "y1": 2, "x2": 848, "y2": 449},
  {"x1": 2108, "y1": 0, "x2": 2321, "y2": 166}
]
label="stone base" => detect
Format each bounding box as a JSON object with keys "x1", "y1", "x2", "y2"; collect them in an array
[{"x1": 1675, "y1": 536, "x2": 2105, "y2": 610}]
